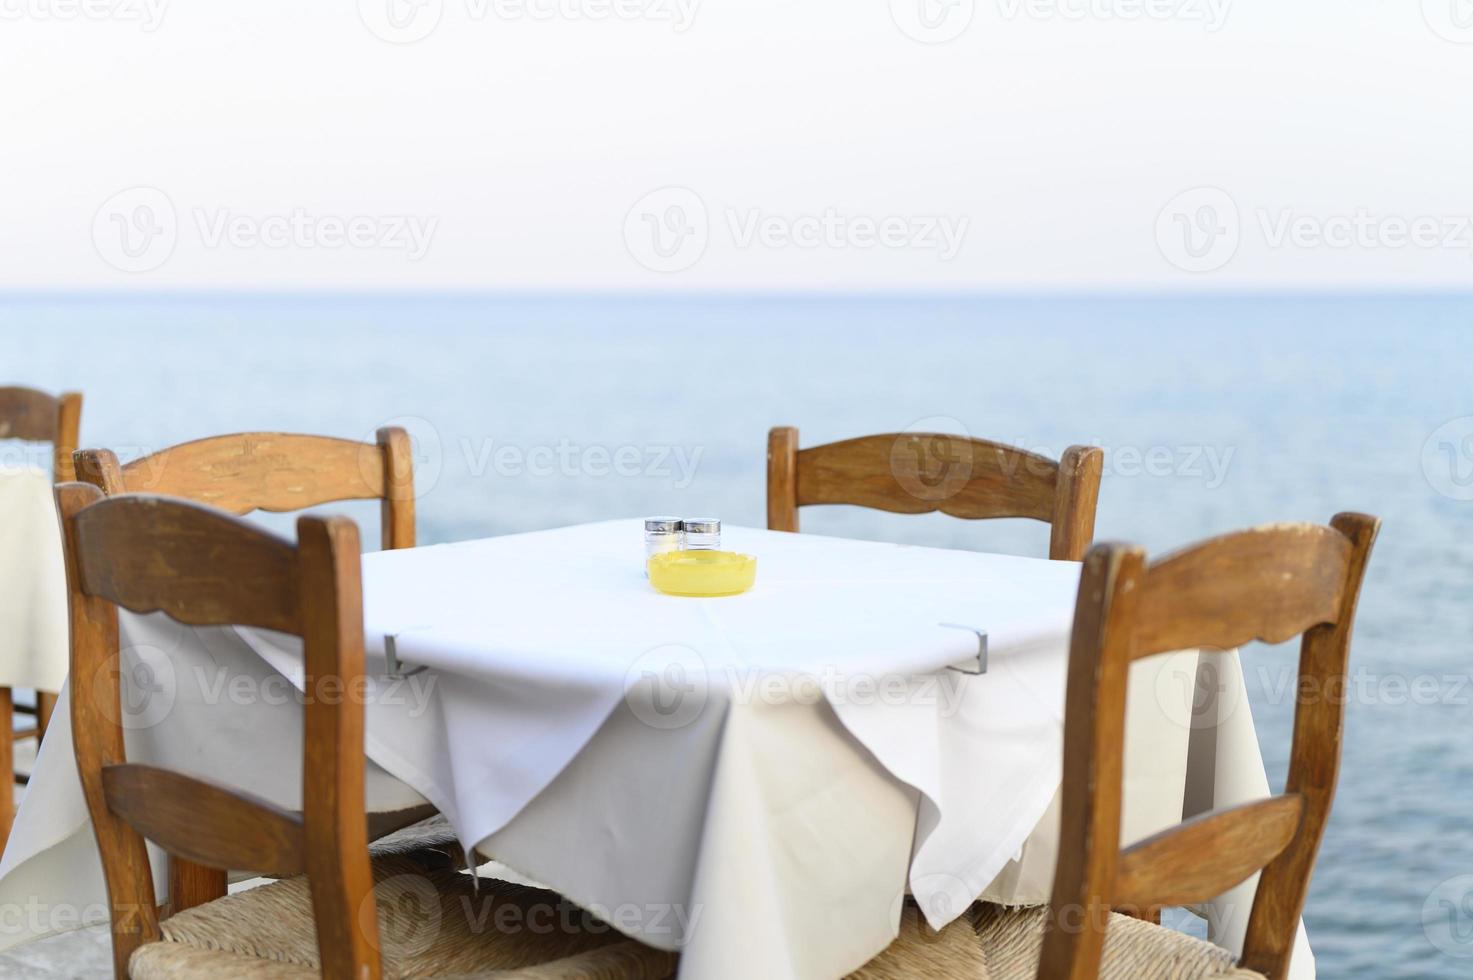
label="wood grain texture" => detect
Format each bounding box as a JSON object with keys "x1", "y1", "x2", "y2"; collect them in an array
[
  {"x1": 73, "y1": 448, "x2": 125, "y2": 496},
  {"x1": 1039, "y1": 513, "x2": 1380, "y2": 980},
  {"x1": 767, "y1": 427, "x2": 1103, "y2": 560},
  {"x1": 766, "y1": 426, "x2": 800, "y2": 532},
  {"x1": 1240, "y1": 512, "x2": 1380, "y2": 978},
  {"x1": 1133, "y1": 524, "x2": 1351, "y2": 660},
  {"x1": 79, "y1": 429, "x2": 417, "y2": 555},
  {"x1": 0, "y1": 386, "x2": 82, "y2": 480},
  {"x1": 797, "y1": 432, "x2": 1059, "y2": 519},
  {"x1": 0, "y1": 386, "x2": 61, "y2": 442},
  {"x1": 113, "y1": 432, "x2": 387, "y2": 516},
  {"x1": 55, "y1": 392, "x2": 83, "y2": 482},
  {"x1": 71, "y1": 494, "x2": 301, "y2": 634},
  {"x1": 376, "y1": 426, "x2": 416, "y2": 550},
  {"x1": 56, "y1": 482, "x2": 162, "y2": 977},
  {"x1": 1039, "y1": 543, "x2": 1146, "y2": 980},
  {"x1": 1050, "y1": 446, "x2": 1104, "y2": 562},
  {"x1": 167, "y1": 858, "x2": 227, "y2": 919},
  {"x1": 76, "y1": 429, "x2": 416, "y2": 936},
  {"x1": 1114, "y1": 795, "x2": 1304, "y2": 910},
  {"x1": 102, "y1": 764, "x2": 306, "y2": 877},
  {"x1": 36, "y1": 691, "x2": 57, "y2": 739},
  {"x1": 298, "y1": 515, "x2": 382, "y2": 979},
  {"x1": 57, "y1": 486, "x2": 388, "y2": 978},
  {"x1": 0, "y1": 687, "x2": 12, "y2": 847}
]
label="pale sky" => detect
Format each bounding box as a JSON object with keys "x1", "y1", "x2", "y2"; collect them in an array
[{"x1": 2, "y1": 0, "x2": 1471, "y2": 291}]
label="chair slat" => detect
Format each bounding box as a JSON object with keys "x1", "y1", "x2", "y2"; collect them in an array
[
  {"x1": 0, "y1": 385, "x2": 61, "y2": 441},
  {"x1": 1114, "y1": 795, "x2": 1304, "y2": 910},
  {"x1": 1133, "y1": 524, "x2": 1351, "y2": 660},
  {"x1": 118, "y1": 432, "x2": 387, "y2": 515},
  {"x1": 72, "y1": 495, "x2": 301, "y2": 633},
  {"x1": 796, "y1": 432, "x2": 1059, "y2": 520},
  {"x1": 770, "y1": 426, "x2": 1102, "y2": 560},
  {"x1": 102, "y1": 764, "x2": 307, "y2": 877}
]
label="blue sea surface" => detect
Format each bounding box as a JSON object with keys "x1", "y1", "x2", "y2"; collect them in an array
[{"x1": 5, "y1": 293, "x2": 1471, "y2": 977}]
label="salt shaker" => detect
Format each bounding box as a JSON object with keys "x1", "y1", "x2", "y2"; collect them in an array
[
  {"x1": 644, "y1": 517, "x2": 684, "y2": 573},
  {"x1": 683, "y1": 518, "x2": 721, "y2": 551}
]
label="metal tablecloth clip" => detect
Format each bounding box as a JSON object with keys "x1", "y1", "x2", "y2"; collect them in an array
[
  {"x1": 939, "y1": 624, "x2": 988, "y2": 675},
  {"x1": 384, "y1": 632, "x2": 428, "y2": 679}
]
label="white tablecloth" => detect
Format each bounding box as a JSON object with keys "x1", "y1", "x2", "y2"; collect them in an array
[
  {"x1": 0, "y1": 466, "x2": 68, "y2": 693},
  {"x1": 0, "y1": 520, "x2": 1313, "y2": 978}
]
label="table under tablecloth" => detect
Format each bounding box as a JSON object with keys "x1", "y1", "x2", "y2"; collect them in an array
[{"x1": 0, "y1": 520, "x2": 1313, "y2": 979}]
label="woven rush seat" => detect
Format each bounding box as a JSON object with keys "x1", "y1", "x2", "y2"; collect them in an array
[
  {"x1": 367, "y1": 813, "x2": 462, "y2": 863},
  {"x1": 842, "y1": 900, "x2": 989, "y2": 979},
  {"x1": 131, "y1": 865, "x2": 988, "y2": 979},
  {"x1": 129, "y1": 851, "x2": 677, "y2": 979},
  {"x1": 970, "y1": 904, "x2": 1267, "y2": 980}
]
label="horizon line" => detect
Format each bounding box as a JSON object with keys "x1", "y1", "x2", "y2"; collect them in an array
[{"x1": 3, "y1": 288, "x2": 1473, "y2": 303}]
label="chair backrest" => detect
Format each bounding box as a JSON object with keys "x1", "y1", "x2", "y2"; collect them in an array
[
  {"x1": 55, "y1": 484, "x2": 381, "y2": 980},
  {"x1": 0, "y1": 386, "x2": 83, "y2": 481},
  {"x1": 74, "y1": 427, "x2": 415, "y2": 549},
  {"x1": 767, "y1": 426, "x2": 1104, "y2": 561},
  {"x1": 1042, "y1": 513, "x2": 1380, "y2": 980}
]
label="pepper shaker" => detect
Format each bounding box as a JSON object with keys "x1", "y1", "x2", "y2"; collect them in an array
[
  {"x1": 683, "y1": 518, "x2": 721, "y2": 551},
  {"x1": 644, "y1": 517, "x2": 684, "y2": 574}
]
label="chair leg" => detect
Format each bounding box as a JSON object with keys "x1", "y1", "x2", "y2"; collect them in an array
[
  {"x1": 0, "y1": 687, "x2": 15, "y2": 848},
  {"x1": 167, "y1": 856, "x2": 227, "y2": 917},
  {"x1": 36, "y1": 692, "x2": 57, "y2": 740}
]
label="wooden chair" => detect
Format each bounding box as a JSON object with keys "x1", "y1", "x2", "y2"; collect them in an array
[
  {"x1": 970, "y1": 513, "x2": 1380, "y2": 979},
  {"x1": 766, "y1": 427, "x2": 1104, "y2": 561},
  {"x1": 0, "y1": 386, "x2": 82, "y2": 844},
  {"x1": 0, "y1": 386, "x2": 82, "y2": 481},
  {"x1": 55, "y1": 485, "x2": 676, "y2": 980},
  {"x1": 74, "y1": 427, "x2": 418, "y2": 907},
  {"x1": 74, "y1": 428, "x2": 415, "y2": 551},
  {"x1": 72, "y1": 429, "x2": 419, "y2": 914}
]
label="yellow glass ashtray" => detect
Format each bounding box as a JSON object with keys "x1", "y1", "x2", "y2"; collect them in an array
[{"x1": 647, "y1": 550, "x2": 757, "y2": 597}]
